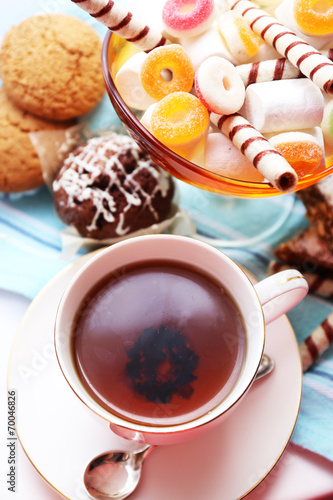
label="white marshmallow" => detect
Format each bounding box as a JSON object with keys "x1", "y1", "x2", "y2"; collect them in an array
[
  {"x1": 241, "y1": 79, "x2": 324, "y2": 134},
  {"x1": 179, "y1": 23, "x2": 237, "y2": 70},
  {"x1": 195, "y1": 56, "x2": 245, "y2": 114},
  {"x1": 114, "y1": 52, "x2": 157, "y2": 111},
  {"x1": 275, "y1": 0, "x2": 333, "y2": 50},
  {"x1": 255, "y1": 0, "x2": 281, "y2": 15},
  {"x1": 140, "y1": 102, "x2": 158, "y2": 133},
  {"x1": 204, "y1": 132, "x2": 265, "y2": 182},
  {"x1": 321, "y1": 98, "x2": 333, "y2": 147}
]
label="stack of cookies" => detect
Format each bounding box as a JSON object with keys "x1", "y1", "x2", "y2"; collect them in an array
[{"x1": 0, "y1": 14, "x2": 106, "y2": 193}]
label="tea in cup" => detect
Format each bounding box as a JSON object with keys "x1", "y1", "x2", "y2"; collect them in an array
[{"x1": 55, "y1": 234, "x2": 308, "y2": 445}]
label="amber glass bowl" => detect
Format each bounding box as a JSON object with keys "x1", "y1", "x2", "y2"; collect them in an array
[{"x1": 101, "y1": 31, "x2": 333, "y2": 198}]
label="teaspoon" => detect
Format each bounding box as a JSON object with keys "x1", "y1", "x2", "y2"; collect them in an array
[
  {"x1": 83, "y1": 445, "x2": 154, "y2": 500},
  {"x1": 83, "y1": 354, "x2": 274, "y2": 500}
]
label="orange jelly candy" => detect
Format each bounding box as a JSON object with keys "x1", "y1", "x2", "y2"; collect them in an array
[
  {"x1": 234, "y1": 17, "x2": 262, "y2": 58},
  {"x1": 150, "y1": 91, "x2": 209, "y2": 148},
  {"x1": 270, "y1": 132, "x2": 324, "y2": 177},
  {"x1": 294, "y1": 0, "x2": 333, "y2": 36},
  {"x1": 140, "y1": 44, "x2": 195, "y2": 101}
]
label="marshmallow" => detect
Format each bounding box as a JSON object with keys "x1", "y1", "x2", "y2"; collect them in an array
[
  {"x1": 140, "y1": 102, "x2": 158, "y2": 132},
  {"x1": 321, "y1": 98, "x2": 333, "y2": 147},
  {"x1": 267, "y1": 129, "x2": 325, "y2": 176},
  {"x1": 241, "y1": 79, "x2": 324, "y2": 133},
  {"x1": 114, "y1": 52, "x2": 157, "y2": 110},
  {"x1": 218, "y1": 10, "x2": 262, "y2": 63},
  {"x1": 204, "y1": 132, "x2": 265, "y2": 181},
  {"x1": 275, "y1": 0, "x2": 333, "y2": 49},
  {"x1": 255, "y1": 0, "x2": 281, "y2": 15},
  {"x1": 195, "y1": 56, "x2": 245, "y2": 114},
  {"x1": 179, "y1": 22, "x2": 238, "y2": 69},
  {"x1": 162, "y1": 0, "x2": 216, "y2": 38}
]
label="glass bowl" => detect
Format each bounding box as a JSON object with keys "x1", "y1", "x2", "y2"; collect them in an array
[{"x1": 101, "y1": 31, "x2": 333, "y2": 198}]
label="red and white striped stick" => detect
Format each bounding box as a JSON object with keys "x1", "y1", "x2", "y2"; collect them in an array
[
  {"x1": 210, "y1": 112, "x2": 298, "y2": 192},
  {"x1": 228, "y1": 0, "x2": 333, "y2": 94},
  {"x1": 300, "y1": 312, "x2": 333, "y2": 371},
  {"x1": 71, "y1": 0, "x2": 169, "y2": 51},
  {"x1": 237, "y1": 49, "x2": 333, "y2": 87}
]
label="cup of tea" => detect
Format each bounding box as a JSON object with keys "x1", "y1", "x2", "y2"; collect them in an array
[{"x1": 54, "y1": 234, "x2": 308, "y2": 445}]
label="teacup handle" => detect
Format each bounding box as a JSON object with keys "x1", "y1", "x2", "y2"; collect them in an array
[{"x1": 254, "y1": 269, "x2": 308, "y2": 325}]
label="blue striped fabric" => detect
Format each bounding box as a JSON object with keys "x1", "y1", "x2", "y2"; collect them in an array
[{"x1": 1, "y1": 0, "x2": 332, "y2": 464}]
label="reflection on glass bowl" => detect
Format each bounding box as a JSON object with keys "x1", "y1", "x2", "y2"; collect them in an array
[{"x1": 101, "y1": 31, "x2": 333, "y2": 199}]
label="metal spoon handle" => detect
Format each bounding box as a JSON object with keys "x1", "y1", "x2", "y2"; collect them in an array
[{"x1": 255, "y1": 354, "x2": 274, "y2": 381}]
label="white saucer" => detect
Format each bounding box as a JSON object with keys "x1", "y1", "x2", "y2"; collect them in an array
[{"x1": 8, "y1": 254, "x2": 302, "y2": 500}]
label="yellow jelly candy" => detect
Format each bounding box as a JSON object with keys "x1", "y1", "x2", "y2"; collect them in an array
[
  {"x1": 234, "y1": 17, "x2": 262, "y2": 58},
  {"x1": 294, "y1": 0, "x2": 333, "y2": 36},
  {"x1": 151, "y1": 91, "x2": 209, "y2": 147},
  {"x1": 140, "y1": 44, "x2": 195, "y2": 101}
]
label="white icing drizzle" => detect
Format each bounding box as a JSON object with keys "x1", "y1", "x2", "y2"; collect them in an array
[{"x1": 53, "y1": 134, "x2": 172, "y2": 236}]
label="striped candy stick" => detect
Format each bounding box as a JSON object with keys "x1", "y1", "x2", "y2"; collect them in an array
[
  {"x1": 210, "y1": 112, "x2": 298, "y2": 193},
  {"x1": 300, "y1": 312, "x2": 333, "y2": 371},
  {"x1": 237, "y1": 49, "x2": 333, "y2": 87},
  {"x1": 71, "y1": 0, "x2": 169, "y2": 51},
  {"x1": 227, "y1": 0, "x2": 333, "y2": 94}
]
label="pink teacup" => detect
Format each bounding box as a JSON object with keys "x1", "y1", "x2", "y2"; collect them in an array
[{"x1": 54, "y1": 234, "x2": 308, "y2": 445}]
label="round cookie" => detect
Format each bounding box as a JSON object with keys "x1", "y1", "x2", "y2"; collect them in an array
[
  {"x1": 52, "y1": 134, "x2": 175, "y2": 240},
  {"x1": 0, "y1": 88, "x2": 73, "y2": 193},
  {"x1": 0, "y1": 14, "x2": 105, "y2": 121}
]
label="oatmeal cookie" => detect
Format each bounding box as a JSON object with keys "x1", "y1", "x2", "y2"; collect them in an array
[
  {"x1": 0, "y1": 88, "x2": 73, "y2": 192},
  {"x1": 0, "y1": 14, "x2": 105, "y2": 121}
]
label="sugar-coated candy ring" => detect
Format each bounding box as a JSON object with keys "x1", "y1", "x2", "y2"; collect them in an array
[
  {"x1": 195, "y1": 56, "x2": 245, "y2": 115},
  {"x1": 293, "y1": 0, "x2": 333, "y2": 36},
  {"x1": 150, "y1": 91, "x2": 209, "y2": 147},
  {"x1": 162, "y1": 0, "x2": 215, "y2": 38},
  {"x1": 140, "y1": 44, "x2": 195, "y2": 101}
]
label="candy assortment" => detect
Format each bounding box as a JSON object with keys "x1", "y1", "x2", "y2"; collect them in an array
[{"x1": 73, "y1": 0, "x2": 333, "y2": 193}]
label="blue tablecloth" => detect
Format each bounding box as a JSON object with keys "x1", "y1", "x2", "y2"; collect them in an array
[{"x1": 1, "y1": 0, "x2": 333, "y2": 464}]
